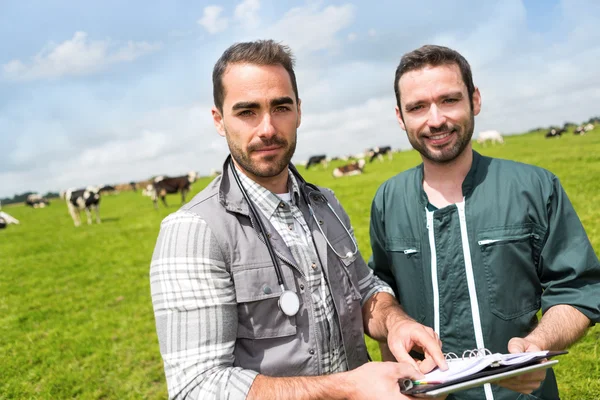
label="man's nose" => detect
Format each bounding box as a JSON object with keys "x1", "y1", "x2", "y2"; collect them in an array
[
  {"x1": 427, "y1": 104, "x2": 447, "y2": 128},
  {"x1": 258, "y1": 113, "x2": 276, "y2": 138}
]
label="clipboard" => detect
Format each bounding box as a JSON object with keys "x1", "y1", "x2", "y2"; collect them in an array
[{"x1": 400, "y1": 351, "x2": 567, "y2": 397}]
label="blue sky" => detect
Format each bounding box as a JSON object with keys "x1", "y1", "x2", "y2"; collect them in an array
[{"x1": 1, "y1": 0, "x2": 599, "y2": 197}]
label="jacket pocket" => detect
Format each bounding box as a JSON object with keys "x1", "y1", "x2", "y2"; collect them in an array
[
  {"x1": 385, "y1": 238, "x2": 426, "y2": 322},
  {"x1": 232, "y1": 263, "x2": 297, "y2": 339},
  {"x1": 477, "y1": 226, "x2": 542, "y2": 320}
]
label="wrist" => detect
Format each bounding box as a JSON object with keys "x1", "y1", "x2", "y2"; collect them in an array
[
  {"x1": 335, "y1": 370, "x2": 356, "y2": 400},
  {"x1": 384, "y1": 307, "x2": 414, "y2": 338},
  {"x1": 523, "y1": 334, "x2": 547, "y2": 351}
]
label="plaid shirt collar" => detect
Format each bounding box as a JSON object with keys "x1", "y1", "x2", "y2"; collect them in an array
[{"x1": 236, "y1": 166, "x2": 301, "y2": 219}]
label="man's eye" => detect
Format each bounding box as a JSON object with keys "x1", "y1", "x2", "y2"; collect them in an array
[
  {"x1": 444, "y1": 98, "x2": 458, "y2": 103},
  {"x1": 408, "y1": 105, "x2": 423, "y2": 112},
  {"x1": 274, "y1": 106, "x2": 290, "y2": 112},
  {"x1": 238, "y1": 110, "x2": 254, "y2": 117}
]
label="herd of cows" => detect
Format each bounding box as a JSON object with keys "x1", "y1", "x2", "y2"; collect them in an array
[{"x1": 0, "y1": 123, "x2": 596, "y2": 229}]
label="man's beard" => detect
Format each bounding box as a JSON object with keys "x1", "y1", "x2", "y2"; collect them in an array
[
  {"x1": 408, "y1": 113, "x2": 475, "y2": 164},
  {"x1": 226, "y1": 129, "x2": 297, "y2": 178}
]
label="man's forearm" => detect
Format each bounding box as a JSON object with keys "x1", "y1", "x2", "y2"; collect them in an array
[
  {"x1": 247, "y1": 372, "x2": 351, "y2": 400},
  {"x1": 526, "y1": 304, "x2": 590, "y2": 350},
  {"x1": 362, "y1": 292, "x2": 414, "y2": 342}
]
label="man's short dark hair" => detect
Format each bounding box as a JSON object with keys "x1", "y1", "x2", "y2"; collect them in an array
[
  {"x1": 212, "y1": 40, "x2": 299, "y2": 113},
  {"x1": 394, "y1": 45, "x2": 475, "y2": 114}
]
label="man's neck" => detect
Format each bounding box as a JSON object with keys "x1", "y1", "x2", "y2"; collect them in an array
[
  {"x1": 233, "y1": 162, "x2": 289, "y2": 194},
  {"x1": 422, "y1": 146, "x2": 473, "y2": 208}
]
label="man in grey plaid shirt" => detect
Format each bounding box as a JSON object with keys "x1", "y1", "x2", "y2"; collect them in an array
[{"x1": 150, "y1": 40, "x2": 447, "y2": 400}]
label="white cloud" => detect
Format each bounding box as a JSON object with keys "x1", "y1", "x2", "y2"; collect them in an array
[
  {"x1": 368, "y1": 29, "x2": 376, "y2": 37},
  {"x1": 264, "y1": 4, "x2": 354, "y2": 55},
  {"x1": 347, "y1": 32, "x2": 357, "y2": 42},
  {"x1": 235, "y1": 0, "x2": 261, "y2": 29},
  {"x1": 2, "y1": 31, "x2": 161, "y2": 81},
  {"x1": 198, "y1": 6, "x2": 229, "y2": 34}
]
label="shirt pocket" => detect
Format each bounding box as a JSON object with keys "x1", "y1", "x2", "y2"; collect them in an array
[
  {"x1": 477, "y1": 225, "x2": 542, "y2": 320},
  {"x1": 385, "y1": 238, "x2": 426, "y2": 322},
  {"x1": 232, "y1": 263, "x2": 298, "y2": 339}
]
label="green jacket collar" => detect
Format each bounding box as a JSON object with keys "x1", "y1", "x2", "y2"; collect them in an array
[{"x1": 415, "y1": 150, "x2": 484, "y2": 206}]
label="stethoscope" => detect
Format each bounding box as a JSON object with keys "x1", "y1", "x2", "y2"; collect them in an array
[{"x1": 229, "y1": 157, "x2": 359, "y2": 317}]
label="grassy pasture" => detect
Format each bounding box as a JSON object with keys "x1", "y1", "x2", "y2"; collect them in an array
[{"x1": 1, "y1": 129, "x2": 599, "y2": 399}]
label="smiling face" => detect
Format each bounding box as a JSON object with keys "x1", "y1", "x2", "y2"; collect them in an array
[
  {"x1": 212, "y1": 63, "x2": 301, "y2": 180},
  {"x1": 396, "y1": 63, "x2": 481, "y2": 164}
]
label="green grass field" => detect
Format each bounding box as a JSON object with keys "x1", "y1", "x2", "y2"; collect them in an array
[{"x1": 1, "y1": 130, "x2": 599, "y2": 399}]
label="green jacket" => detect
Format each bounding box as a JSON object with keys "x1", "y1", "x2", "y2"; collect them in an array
[{"x1": 369, "y1": 151, "x2": 600, "y2": 400}]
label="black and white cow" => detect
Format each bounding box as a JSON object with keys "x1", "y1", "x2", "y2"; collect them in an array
[
  {"x1": 332, "y1": 159, "x2": 366, "y2": 178},
  {"x1": 305, "y1": 154, "x2": 328, "y2": 169},
  {"x1": 367, "y1": 146, "x2": 393, "y2": 163},
  {"x1": 545, "y1": 128, "x2": 566, "y2": 138},
  {"x1": 26, "y1": 194, "x2": 50, "y2": 208},
  {"x1": 145, "y1": 171, "x2": 198, "y2": 209},
  {"x1": 0, "y1": 211, "x2": 20, "y2": 229},
  {"x1": 63, "y1": 187, "x2": 101, "y2": 227}
]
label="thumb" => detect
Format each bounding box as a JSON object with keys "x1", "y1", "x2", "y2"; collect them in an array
[{"x1": 507, "y1": 337, "x2": 527, "y2": 354}]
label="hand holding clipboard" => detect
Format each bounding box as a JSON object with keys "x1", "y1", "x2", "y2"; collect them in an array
[{"x1": 399, "y1": 348, "x2": 567, "y2": 398}]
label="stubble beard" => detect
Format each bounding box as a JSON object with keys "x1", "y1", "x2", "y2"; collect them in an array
[
  {"x1": 408, "y1": 113, "x2": 475, "y2": 164},
  {"x1": 226, "y1": 128, "x2": 297, "y2": 178}
]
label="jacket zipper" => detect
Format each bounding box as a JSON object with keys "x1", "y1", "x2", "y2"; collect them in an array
[
  {"x1": 426, "y1": 210, "x2": 440, "y2": 336},
  {"x1": 478, "y1": 233, "x2": 540, "y2": 247}
]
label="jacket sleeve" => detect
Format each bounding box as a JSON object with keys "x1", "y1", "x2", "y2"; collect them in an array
[
  {"x1": 150, "y1": 211, "x2": 258, "y2": 400},
  {"x1": 367, "y1": 185, "x2": 399, "y2": 299},
  {"x1": 538, "y1": 176, "x2": 600, "y2": 323}
]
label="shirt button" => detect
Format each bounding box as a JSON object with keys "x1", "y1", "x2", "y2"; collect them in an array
[
  {"x1": 309, "y1": 349, "x2": 315, "y2": 355},
  {"x1": 299, "y1": 284, "x2": 305, "y2": 290},
  {"x1": 279, "y1": 202, "x2": 285, "y2": 208},
  {"x1": 288, "y1": 225, "x2": 293, "y2": 230},
  {"x1": 311, "y1": 263, "x2": 317, "y2": 270}
]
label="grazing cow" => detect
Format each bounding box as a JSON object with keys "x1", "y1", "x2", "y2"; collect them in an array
[
  {"x1": 63, "y1": 186, "x2": 101, "y2": 227},
  {"x1": 545, "y1": 128, "x2": 566, "y2": 138},
  {"x1": 574, "y1": 126, "x2": 586, "y2": 135},
  {"x1": 147, "y1": 171, "x2": 198, "y2": 209},
  {"x1": 584, "y1": 123, "x2": 595, "y2": 132},
  {"x1": 476, "y1": 130, "x2": 504, "y2": 145},
  {"x1": 332, "y1": 159, "x2": 366, "y2": 178},
  {"x1": 25, "y1": 194, "x2": 50, "y2": 208},
  {"x1": 305, "y1": 154, "x2": 327, "y2": 169},
  {"x1": 99, "y1": 185, "x2": 119, "y2": 195},
  {"x1": 0, "y1": 211, "x2": 20, "y2": 226},
  {"x1": 367, "y1": 146, "x2": 392, "y2": 163}
]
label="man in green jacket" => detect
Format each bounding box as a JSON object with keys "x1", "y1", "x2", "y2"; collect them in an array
[{"x1": 369, "y1": 44, "x2": 600, "y2": 400}]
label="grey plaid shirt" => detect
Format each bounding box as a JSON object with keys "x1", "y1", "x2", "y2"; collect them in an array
[{"x1": 150, "y1": 169, "x2": 394, "y2": 399}]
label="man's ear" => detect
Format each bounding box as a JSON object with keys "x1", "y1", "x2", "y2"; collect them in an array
[
  {"x1": 395, "y1": 106, "x2": 406, "y2": 131},
  {"x1": 212, "y1": 106, "x2": 226, "y2": 137},
  {"x1": 472, "y1": 87, "x2": 482, "y2": 116},
  {"x1": 296, "y1": 98, "x2": 302, "y2": 128}
]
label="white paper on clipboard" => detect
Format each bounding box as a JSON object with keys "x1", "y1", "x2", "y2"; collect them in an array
[{"x1": 412, "y1": 359, "x2": 558, "y2": 398}]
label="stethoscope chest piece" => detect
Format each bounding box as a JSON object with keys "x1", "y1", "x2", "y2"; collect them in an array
[{"x1": 279, "y1": 290, "x2": 300, "y2": 317}]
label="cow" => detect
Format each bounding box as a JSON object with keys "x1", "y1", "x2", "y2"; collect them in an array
[
  {"x1": 0, "y1": 211, "x2": 20, "y2": 228},
  {"x1": 574, "y1": 126, "x2": 586, "y2": 135},
  {"x1": 146, "y1": 171, "x2": 198, "y2": 209},
  {"x1": 545, "y1": 128, "x2": 566, "y2": 138},
  {"x1": 25, "y1": 194, "x2": 50, "y2": 208},
  {"x1": 367, "y1": 146, "x2": 392, "y2": 163},
  {"x1": 584, "y1": 123, "x2": 595, "y2": 132},
  {"x1": 99, "y1": 185, "x2": 119, "y2": 195},
  {"x1": 476, "y1": 130, "x2": 504, "y2": 145},
  {"x1": 63, "y1": 186, "x2": 101, "y2": 227},
  {"x1": 305, "y1": 154, "x2": 327, "y2": 169},
  {"x1": 332, "y1": 159, "x2": 366, "y2": 178}
]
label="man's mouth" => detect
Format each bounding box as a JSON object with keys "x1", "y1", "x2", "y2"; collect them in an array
[{"x1": 429, "y1": 131, "x2": 453, "y2": 140}]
